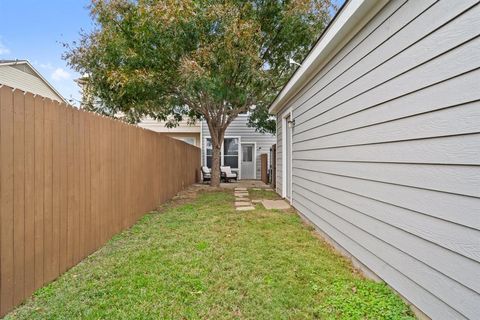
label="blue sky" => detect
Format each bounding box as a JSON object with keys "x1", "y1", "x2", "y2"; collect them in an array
[{"x1": 0, "y1": 0, "x2": 93, "y2": 104}]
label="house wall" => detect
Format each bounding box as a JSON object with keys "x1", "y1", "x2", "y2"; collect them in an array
[
  {"x1": 275, "y1": 1, "x2": 480, "y2": 319},
  {"x1": 0, "y1": 65, "x2": 63, "y2": 102},
  {"x1": 138, "y1": 118, "x2": 201, "y2": 147},
  {"x1": 138, "y1": 117, "x2": 200, "y2": 133},
  {"x1": 201, "y1": 114, "x2": 276, "y2": 179},
  {"x1": 166, "y1": 133, "x2": 201, "y2": 147}
]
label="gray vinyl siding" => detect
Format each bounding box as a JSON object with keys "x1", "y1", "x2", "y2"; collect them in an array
[
  {"x1": 201, "y1": 114, "x2": 276, "y2": 179},
  {"x1": 275, "y1": 1, "x2": 480, "y2": 319}
]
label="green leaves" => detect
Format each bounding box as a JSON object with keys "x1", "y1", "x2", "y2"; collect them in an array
[{"x1": 65, "y1": 0, "x2": 333, "y2": 130}]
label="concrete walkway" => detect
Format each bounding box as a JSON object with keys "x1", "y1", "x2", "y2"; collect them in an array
[{"x1": 232, "y1": 185, "x2": 291, "y2": 212}]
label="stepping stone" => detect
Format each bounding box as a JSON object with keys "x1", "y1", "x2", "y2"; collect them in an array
[
  {"x1": 234, "y1": 193, "x2": 248, "y2": 197},
  {"x1": 236, "y1": 206, "x2": 255, "y2": 211},
  {"x1": 261, "y1": 200, "x2": 291, "y2": 210},
  {"x1": 235, "y1": 201, "x2": 252, "y2": 206},
  {"x1": 251, "y1": 199, "x2": 262, "y2": 204},
  {"x1": 235, "y1": 197, "x2": 247, "y2": 201},
  {"x1": 252, "y1": 188, "x2": 261, "y2": 190},
  {"x1": 235, "y1": 188, "x2": 247, "y2": 191}
]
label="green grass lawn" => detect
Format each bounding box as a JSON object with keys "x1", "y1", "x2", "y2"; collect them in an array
[
  {"x1": 248, "y1": 188, "x2": 281, "y2": 200},
  {"x1": 6, "y1": 190, "x2": 414, "y2": 320}
]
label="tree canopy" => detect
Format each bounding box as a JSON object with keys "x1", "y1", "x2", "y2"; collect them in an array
[
  {"x1": 66, "y1": 0, "x2": 333, "y2": 128},
  {"x1": 65, "y1": 0, "x2": 333, "y2": 185}
]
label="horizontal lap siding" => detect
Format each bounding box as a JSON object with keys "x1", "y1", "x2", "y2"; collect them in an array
[
  {"x1": 0, "y1": 66, "x2": 63, "y2": 102},
  {"x1": 279, "y1": 1, "x2": 480, "y2": 319},
  {"x1": 201, "y1": 115, "x2": 276, "y2": 179},
  {"x1": 0, "y1": 86, "x2": 201, "y2": 317}
]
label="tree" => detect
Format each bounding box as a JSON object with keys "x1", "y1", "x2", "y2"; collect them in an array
[{"x1": 65, "y1": 0, "x2": 333, "y2": 186}]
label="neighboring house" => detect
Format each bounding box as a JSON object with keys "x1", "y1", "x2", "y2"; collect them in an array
[
  {"x1": 0, "y1": 60, "x2": 67, "y2": 103},
  {"x1": 200, "y1": 114, "x2": 276, "y2": 180},
  {"x1": 75, "y1": 77, "x2": 201, "y2": 147},
  {"x1": 140, "y1": 113, "x2": 276, "y2": 180},
  {"x1": 138, "y1": 117, "x2": 201, "y2": 147},
  {"x1": 270, "y1": 1, "x2": 480, "y2": 320}
]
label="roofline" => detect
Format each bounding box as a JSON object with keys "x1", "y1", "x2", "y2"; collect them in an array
[
  {"x1": 0, "y1": 59, "x2": 28, "y2": 65},
  {"x1": 0, "y1": 60, "x2": 69, "y2": 104},
  {"x1": 269, "y1": 0, "x2": 388, "y2": 114}
]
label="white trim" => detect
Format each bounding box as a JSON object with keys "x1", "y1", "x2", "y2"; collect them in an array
[
  {"x1": 240, "y1": 141, "x2": 257, "y2": 180},
  {"x1": 281, "y1": 107, "x2": 292, "y2": 201},
  {"x1": 269, "y1": 0, "x2": 388, "y2": 114}
]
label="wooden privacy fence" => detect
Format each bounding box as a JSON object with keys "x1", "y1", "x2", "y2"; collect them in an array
[{"x1": 0, "y1": 85, "x2": 200, "y2": 316}]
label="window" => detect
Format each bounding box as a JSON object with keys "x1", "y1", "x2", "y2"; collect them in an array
[
  {"x1": 242, "y1": 145, "x2": 253, "y2": 162},
  {"x1": 223, "y1": 138, "x2": 239, "y2": 169},
  {"x1": 205, "y1": 137, "x2": 239, "y2": 170},
  {"x1": 205, "y1": 138, "x2": 212, "y2": 168}
]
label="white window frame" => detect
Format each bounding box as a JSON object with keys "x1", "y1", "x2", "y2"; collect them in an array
[
  {"x1": 240, "y1": 141, "x2": 257, "y2": 180},
  {"x1": 281, "y1": 107, "x2": 293, "y2": 203},
  {"x1": 204, "y1": 136, "x2": 242, "y2": 177}
]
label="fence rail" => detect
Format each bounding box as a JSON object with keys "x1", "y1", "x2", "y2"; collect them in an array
[{"x1": 0, "y1": 85, "x2": 200, "y2": 316}]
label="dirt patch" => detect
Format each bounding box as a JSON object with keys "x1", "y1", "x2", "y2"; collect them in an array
[{"x1": 156, "y1": 184, "x2": 225, "y2": 210}]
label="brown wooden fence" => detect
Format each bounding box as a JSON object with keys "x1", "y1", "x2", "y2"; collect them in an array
[
  {"x1": 260, "y1": 153, "x2": 268, "y2": 184},
  {"x1": 0, "y1": 85, "x2": 200, "y2": 317}
]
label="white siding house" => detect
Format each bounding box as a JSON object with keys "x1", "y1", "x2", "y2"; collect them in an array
[
  {"x1": 137, "y1": 114, "x2": 276, "y2": 179},
  {"x1": 0, "y1": 60, "x2": 66, "y2": 103},
  {"x1": 201, "y1": 114, "x2": 276, "y2": 180},
  {"x1": 270, "y1": 1, "x2": 480, "y2": 319}
]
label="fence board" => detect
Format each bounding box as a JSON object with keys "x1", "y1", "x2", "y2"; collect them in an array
[
  {"x1": 59, "y1": 104, "x2": 68, "y2": 273},
  {"x1": 43, "y1": 99, "x2": 54, "y2": 283},
  {"x1": 0, "y1": 86, "x2": 15, "y2": 315},
  {"x1": 51, "y1": 102, "x2": 61, "y2": 279},
  {"x1": 0, "y1": 85, "x2": 200, "y2": 317},
  {"x1": 33, "y1": 95, "x2": 44, "y2": 290},
  {"x1": 66, "y1": 107, "x2": 74, "y2": 269},
  {"x1": 24, "y1": 93, "x2": 35, "y2": 298},
  {"x1": 13, "y1": 90, "x2": 25, "y2": 305}
]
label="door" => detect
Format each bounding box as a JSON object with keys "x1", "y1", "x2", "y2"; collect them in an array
[
  {"x1": 241, "y1": 143, "x2": 255, "y2": 179},
  {"x1": 285, "y1": 115, "x2": 292, "y2": 200}
]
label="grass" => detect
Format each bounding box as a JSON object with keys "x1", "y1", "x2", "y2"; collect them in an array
[
  {"x1": 6, "y1": 190, "x2": 415, "y2": 320},
  {"x1": 248, "y1": 188, "x2": 281, "y2": 200}
]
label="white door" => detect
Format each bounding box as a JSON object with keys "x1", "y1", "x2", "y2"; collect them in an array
[
  {"x1": 241, "y1": 143, "x2": 255, "y2": 179},
  {"x1": 285, "y1": 115, "x2": 292, "y2": 200}
]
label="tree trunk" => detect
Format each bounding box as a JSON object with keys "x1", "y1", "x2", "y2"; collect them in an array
[
  {"x1": 210, "y1": 144, "x2": 222, "y2": 187},
  {"x1": 205, "y1": 115, "x2": 227, "y2": 187}
]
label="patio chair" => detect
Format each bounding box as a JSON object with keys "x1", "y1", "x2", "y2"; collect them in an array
[
  {"x1": 221, "y1": 166, "x2": 238, "y2": 182},
  {"x1": 201, "y1": 166, "x2": 211, "y2": 183}
]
